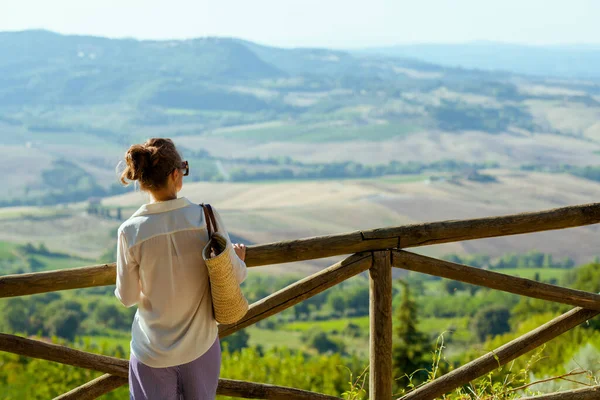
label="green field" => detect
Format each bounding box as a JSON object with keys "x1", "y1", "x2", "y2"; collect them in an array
[
  {"x1": 283, "y1": 316, "x2": 369, "y2": 333},
  {"x1": 374, "y1": 174, "x2": 430, "y2": 184},
  {"x1": 212, "y1": 122, "x2": 419, "y2": 143},
  {"x1": 34, "y1": 254, "x2": 92, "y2": 270},
  {"x1": 246, "y1": 326, "x2": 304, "y2": 350},
  {"x1": 489, "y1": 268, "x2": 570, "y2": 281},
  {"x1": 279, "y1": 315, "x2": 472, "y2": 343},
  {"x1": 79, "y1": 335, "x2": 131, "y2": 355},
  {"x1": 0, "y1": 241, "x2": 17, "y2": 259},
  {"x1": 0, "y1": 207, "x2": 74, "y2": 221}
]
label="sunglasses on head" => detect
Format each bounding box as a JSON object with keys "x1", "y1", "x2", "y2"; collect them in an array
[
  {"x1": 169, "y1": 161, "x2": 189, "y2": 177},
  {"x1": 180, "y1": 160, "x2": 189, "y2": 176}
]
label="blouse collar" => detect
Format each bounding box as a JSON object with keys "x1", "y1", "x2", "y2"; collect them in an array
[{"x1": 131, "y1": 197, "x2": 194, "y2": 217}]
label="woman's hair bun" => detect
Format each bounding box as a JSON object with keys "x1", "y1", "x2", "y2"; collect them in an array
[
  {"x1": 125, "y1": 144, "x2": 151, "y2": 181},
  {"x1": 119, "y1": 138, "x2": 182, "y2": 190}
]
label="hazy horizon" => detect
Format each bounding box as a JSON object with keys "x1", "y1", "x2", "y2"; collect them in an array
[
  {"x1": 4, "y1": 28, "x2": 600, "y2": 51},
  {"x1": 2, "y1": 0, "x2": 600, "y2": 48}
]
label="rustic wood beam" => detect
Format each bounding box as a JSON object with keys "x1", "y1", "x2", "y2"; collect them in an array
[
  {"x1": 217, "y1": 379, "x2": 342, "y2": 399},
  {"x1": 218, "y1": 252, "x2": 372, "y2": 337},
  {"x1": 520, "y1": 385, "x2": 600, "y2": 399},
  {"x1": 0, "y1": 333, "x2": 129, "y2": 377},
  {"x1": 0, "y1": 264, "x2": 115, "y2": 298},
  {"x1": 56, "y1": 374, "x2": 342, "y2": 400},
  {"x1": 3, "y1": 202, "x2": 600, "y2": 298},
  {"x1": 392, "y1": 250, "x2": 600, "y2": 310},
  {"x1": 54, "y1": 374, "x2": 127, "y2": 400},
  {"x1": 253, "y1": 202, "x2": 600, "y2": 266},
  {"x1": 399, "y1": 307, "x2": 600, "y2": 400},
  {"x1": 1, "y1": 333, "x2": 343, "y2": 400},
  {"x1": 369, "y1": 251, "x2": 393, "y2": 400},
  {"x1": 3, "y1": 255, "x2": 370, "y2": 399},
  {"x1": 1, "y1": 251, "x2": 370, "y2": 370}
]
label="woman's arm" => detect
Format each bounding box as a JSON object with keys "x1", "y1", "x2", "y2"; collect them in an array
[
  {"x1": 212, "y1": 207, "x2": 248, "y2": 284},
  {"x1": 114, "y1": 231, "x2": 141, "y2": 307}
]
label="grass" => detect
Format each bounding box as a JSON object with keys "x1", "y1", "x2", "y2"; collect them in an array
[
  {"x1": 283, "y1": 317, "x2": 369, "y2": 333},
  {"x1": 373, "y1": 174, "x2": 430, "y2": 184},
  {"x1": 0, "y1": 207, "x2": 73, "y2": 221},
  {"x1": 0, "y1": 239, "x2": 97, "y2": 275},
  {"x1": 34, "y1": 254, "x2": 93, "y2": 271},
  {"x1": 279, "y1": 315, "x2": 473, "y2": 343},
  {"x1": 0, "y1": 241, "x2": 18, "y2": 259},
  {"x1": 26, "y1": 131, "x2": 122, "y2": 149},
  {"x1": 422, "y1": 268, "x2": 571, "y2": 295},
  {"x1": 211, "y1": 121, "x2": 419, "y2": 143},
  {"x1": 490, "y1": 268, "x2": 570, "y2": 281},
  {"x1": 79, "y1": 335, "x2": 131, "y2": 356},
  {"x1": 164, "y1": 108, "x2": 202, "y2": 116},
  {"x1": 245, "y1": 326, "x2": 304, "y2": 350}
]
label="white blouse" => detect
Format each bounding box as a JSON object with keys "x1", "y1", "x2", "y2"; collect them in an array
[{"x1": 115, "y1": 197, "x2": 247, "y2": 368}]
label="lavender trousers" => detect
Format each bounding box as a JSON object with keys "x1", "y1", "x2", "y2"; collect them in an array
[{"x1": 129, "y1": 338, "x2": 221, "y2": 400}]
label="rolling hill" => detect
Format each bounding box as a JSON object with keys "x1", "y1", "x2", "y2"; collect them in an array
[
  {"x1": 2, "y1": 169, "x2": 599, "y2": 275},
  {"x1": 1, "y1": 30, "x2": 600, "y2": 208},
  {"x1": 357, "y1": 42, "x2": 600, "y2": 79},
  {"x1": 1, "y1": 30, "x2": 600, "y2": 268}
]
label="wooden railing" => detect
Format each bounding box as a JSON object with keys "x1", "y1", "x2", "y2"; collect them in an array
[{"x1": 2, "y1": 203, "x2": 600, "y2": 399}]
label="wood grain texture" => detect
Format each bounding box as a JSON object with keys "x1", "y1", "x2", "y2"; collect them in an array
[
  {"x1": 217, "y1": 379, "x2": 342, "y2": 399},
  {"x1": 520, "y1": 385, "x2": 600, "y2": 400},
  {"x1": 0, "y1": 333, "x2": 129, "y2": 377},
  {"x1": 54, "y1": 374, "x2": 127, "y2": 400},
  {"x1": 369, "y1": 251, "x2": 393, "y2": 400},
  {"x1": 219, "y1": 252, "x2": 372, "y2": 338},
  {"x1": 392, "y1": 250, "x2": 600, "y2": 310},
  {"x1": 399, "y1": 307, "x2": 600, "y2": 400},
  {"x1": 3, "y1": 202, "x2": 600, "y2": 298},
  {"x1": 55, "y1": 375, "x2": 342, "y2": 400},
  {"x1": 250, "y1": 202, "x2": 600, "y2": 266},
  {"x1": 0, "y1": 336, "x2": 343, "y2": 400},
  {"x1": 0, "y1": 264, "x2": 115, "y2": 298},
  {"x1": 364, "y1": 202, "x2": 600, "y2": 246}
]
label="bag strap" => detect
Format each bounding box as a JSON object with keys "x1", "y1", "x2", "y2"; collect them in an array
[{"x1": 201, "y1": 203, "x2": 218, "y2": 237}]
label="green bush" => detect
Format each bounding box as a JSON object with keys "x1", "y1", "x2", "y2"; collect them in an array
[{"x1": 470, "y1": 305, "x2": 511, "y2": 342}]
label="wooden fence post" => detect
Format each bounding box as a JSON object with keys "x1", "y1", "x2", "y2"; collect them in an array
[{"x1": 370, "y1": 251, "x2": 393, "y2": 400}]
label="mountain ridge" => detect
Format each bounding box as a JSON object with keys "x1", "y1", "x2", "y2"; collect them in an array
[
  {"x1": 1, "y1": 29, "x2": 600, "y2": 207},
  {"x1": 356, "y1": 41, "x2": 600, "y2": 79}
]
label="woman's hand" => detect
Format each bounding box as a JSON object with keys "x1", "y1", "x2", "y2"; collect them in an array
[{"x1": 233, "y1": 243, "x2": 246, "y2": 261}]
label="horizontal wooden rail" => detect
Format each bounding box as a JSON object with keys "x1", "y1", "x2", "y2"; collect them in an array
[
  {"x1": 54, "y1": 374, "x2": 127, "y2": 400},
  {"x1": 0, "y1": 264, "x2": 116, "y2": 298},
  {"x1": 2, "y1": 252, "x2": 369, "y2": 398},
  {"x1": 217, "y1": 379, "x2": 342, "y2": 399},
  {"x1": 59, "y1": 374, "x2": 342, "y2": 400},
  {"x1": 520, "y1": 385, "x2": 600, "y2": 399},
  {"x1": 0, "y1": 333, "x2": 129, "y2": 377},
  {"x1": 0, "y1": 334, "x2": 341, "y2": 400},
  {"x1": 252, "y1": 202, "x2": 600, "y2": 265},
  {"x1": 392, "y1": 251, "x2": 600, "y2": 310},
  {"x1": 219, "y1": 252, "x2": 372, "y2": 337},
  {"x1": 3, "y1": 202, "x2": 600, "y2": 298},
  {"x1": 399, "y1": 307, "x2": 600, "y2": 400}
]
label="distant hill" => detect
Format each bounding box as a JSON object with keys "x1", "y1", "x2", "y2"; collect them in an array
[
  {"x1": 0, "y1": 30, "x2": 285, "y2": 107},
  {"x1": 356, "y1": 42, "x2": 600, "y2": 79},
  {"x1": 1, "y1": 30, "x2": 600, "y2": 207}
]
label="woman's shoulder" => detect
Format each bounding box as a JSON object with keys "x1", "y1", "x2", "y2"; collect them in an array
[{"x1": 117, "y1": 218, "x2": 135, "y2": 241}]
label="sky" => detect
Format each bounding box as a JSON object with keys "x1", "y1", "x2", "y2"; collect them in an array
[{"x1": 1, "y1": 0, "x2": 599, "y2": 48}]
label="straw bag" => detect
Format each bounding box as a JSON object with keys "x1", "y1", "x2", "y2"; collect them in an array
[{"x1": 201, "y1": 203, "x2": 249, "y2": 325}]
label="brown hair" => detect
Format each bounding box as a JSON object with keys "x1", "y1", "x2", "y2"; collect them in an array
[{"x1": 120, "y1": 138, "x2": 182, "y2": 191}]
